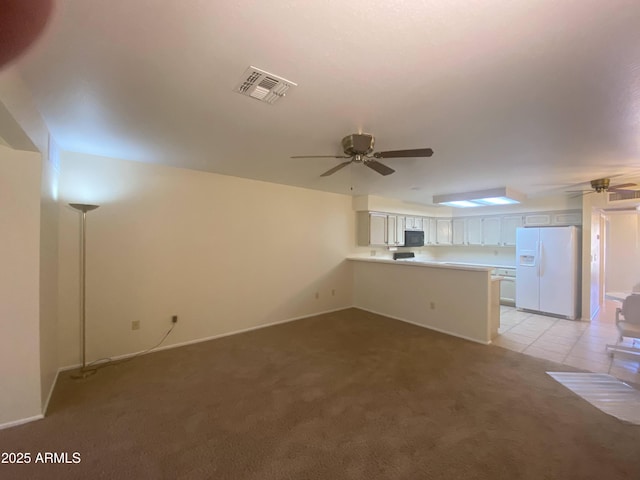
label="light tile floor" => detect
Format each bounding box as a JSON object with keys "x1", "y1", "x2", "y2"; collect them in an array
[{"x1": 493, "y1": 300, "x2": 640, "y2": 385}]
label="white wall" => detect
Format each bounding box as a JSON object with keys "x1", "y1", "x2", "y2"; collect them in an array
[
  {"x1": 57, "y1": 152, "x2": 355, "y2": 367},
  {"x1": 39, "y1": 136, "x2": 59, "y2": 409},
  {"x1": 605, "y1": 212, "x2": 640, "y2": 293},
  {"x1": 0, "y1": 145, "x2": 42, "y2": 426}
]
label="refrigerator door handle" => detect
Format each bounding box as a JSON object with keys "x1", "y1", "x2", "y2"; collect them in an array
[
  {"x1": 536, "y1": 241, "x2": 541, "y2": 277},
  {"x1": 539, "y1": 240, "x2": 544, "y2": 277}
]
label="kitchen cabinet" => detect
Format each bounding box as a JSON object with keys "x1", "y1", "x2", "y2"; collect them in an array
[
  {"x1": 500, "y1": 215, "x2": 523, "y2": 246},
  {"x1": 358, "y1": 209, "x2": 578, "y2": 248},
  {"x1": 405, "y1": 216, "x2": 424, "y2": 231},
  {"x1": 435, "y1": 219, "x2": 452, "y2": 245},
  {"x1": 494, "y1": 267, "x2": 516, "y2": 305},
  {"x1": 365, "y1": 213, "x2": 387, "y2": 246},
  {"x1": 553, "y1": 211, "x2": 581, "y2": 226},
  {"x1": 524, "y1": 213, "x2": 551, "y2": 226},
  {"x1": 482, "y1": 217, "x2": 502, "y2": 246},
  {"x1": 387, "y1": 215, "x2": 404, "y2": 246},
  {"x1": 452, "y1": 218, "x2": 466, "y2": 245},
  {"x1": 425, "y1": 218, "x2": 437, "y2": 245},
  {"x1": 357, "y1": 212, "x2": 405, "y2": 246},
  {"x1": 466, "y1": 217, "x2": 483, "y2": 245}
]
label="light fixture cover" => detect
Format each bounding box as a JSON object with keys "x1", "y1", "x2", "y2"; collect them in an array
[{"x1": 433, "y1": 187, "x2": 525, "y2": 208}]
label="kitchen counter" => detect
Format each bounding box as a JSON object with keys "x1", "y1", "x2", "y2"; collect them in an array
[{"x1": 349, "y1": 255, "x2": 500, "y2": 344}]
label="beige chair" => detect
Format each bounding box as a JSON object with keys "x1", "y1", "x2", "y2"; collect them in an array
[{"x1": 607, "y1": 294, "x2": 640, "y2": 358}]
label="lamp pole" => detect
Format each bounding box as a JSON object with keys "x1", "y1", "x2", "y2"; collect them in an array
[{"x1": 69, "y1": 203, "x2": 99, "y2": 379}]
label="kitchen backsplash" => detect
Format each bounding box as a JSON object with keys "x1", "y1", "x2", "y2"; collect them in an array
[{"x1": 427, "y1": 246, "x2": 516, "y2": 267}]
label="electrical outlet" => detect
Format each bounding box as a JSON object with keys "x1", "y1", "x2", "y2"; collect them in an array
[
  {"x1": 132, "y1": 320, "x2": 140, "y2": 330},
  {"x1": 172, "y1": 315, "x2": 178, "y2": 323}
]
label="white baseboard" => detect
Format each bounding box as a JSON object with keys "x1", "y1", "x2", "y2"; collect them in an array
[
  {"x1": 354, "y1": 306, "x2": 491, "y2": 345},
  {"x1": 60, "y1": 306, "x2": 353, "y2": 371},
  {"x1": 0, "y1": 414, "x2": 44, "y2": 431}
]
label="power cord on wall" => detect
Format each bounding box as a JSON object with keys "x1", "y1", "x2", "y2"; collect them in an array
[{"x1": 85, "y1": 320, "x2": 177, "y2": 372}]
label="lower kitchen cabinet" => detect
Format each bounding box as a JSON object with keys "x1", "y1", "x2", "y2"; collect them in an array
[{"x1": 494, "y1": 267, "x2": 516, "y2": 305}]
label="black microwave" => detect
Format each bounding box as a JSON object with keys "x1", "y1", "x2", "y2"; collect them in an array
[{"x1": 403, "y1": 230, "x2": 424, "y2": 247}]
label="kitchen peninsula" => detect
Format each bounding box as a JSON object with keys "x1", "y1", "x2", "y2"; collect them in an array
[{"x1": 349, "y1": 256, "x2": 501, "y2": 344}]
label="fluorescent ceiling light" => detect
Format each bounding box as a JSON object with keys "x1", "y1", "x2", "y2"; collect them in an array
[
  {"x1": 433, "y1": 187, "x2": 525, "y2": 208},
  {"x1": 439, "y1": 200, "x2": 482, "y2": 208}
]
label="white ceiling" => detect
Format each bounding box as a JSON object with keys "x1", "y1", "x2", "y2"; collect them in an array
[{"x1": 13, "y1": 0, "x2": 640, "y2": 204}]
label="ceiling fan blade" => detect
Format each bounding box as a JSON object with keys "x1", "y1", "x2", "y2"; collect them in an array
[
  {"x1": 364, "y1": 159, "x2": 395, "y2": 176},
  {"x1": 609, "y1": 183, "x2": 637, "y2": 191},
  {"x1": 320, "y1": 161, "x2": 352, "y2": 177},
  {"x1": 374, "y1": 148, "x2": 434, "y2": 159},
  {"x1": 291, "y1": 155, "x2": 350, "y2": 159},
  {"x1": 569, "y1": 191, "x2": 594, "y2": 198}
]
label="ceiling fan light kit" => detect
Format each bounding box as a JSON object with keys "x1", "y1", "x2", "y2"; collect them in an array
[
  {"x1": 291, "y1": 133, "x2": 434, "y2": 177},
  {"x1": 433, "y1": 187, "x2": 525, "y2": 208}
]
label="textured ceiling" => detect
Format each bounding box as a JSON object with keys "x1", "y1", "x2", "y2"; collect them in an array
[{"x1": 13, "y1": 0, "x2": 640, "y2": 204}]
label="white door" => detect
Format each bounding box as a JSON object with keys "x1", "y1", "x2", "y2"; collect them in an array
[
  {"x1": 516, "y1": 227, "x2": 540, "y2": 311},
  {"x1": 539, "y1": 226, "x2": 577, "y2": 317}
]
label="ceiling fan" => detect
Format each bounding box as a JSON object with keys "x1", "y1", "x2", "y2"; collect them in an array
[
  {"x1": 291, "y1": 133, "x2": 434, "y2": 177},
  {"x1": 567, "y1": 178, "x2": 638, "y2": 196}
]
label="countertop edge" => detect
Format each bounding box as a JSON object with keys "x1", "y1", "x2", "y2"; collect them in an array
[{"x1": 347, "y1": 256, "x2": 495, "y2": 272}]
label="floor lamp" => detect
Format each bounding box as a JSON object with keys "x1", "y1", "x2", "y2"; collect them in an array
[{"x1": 69, "y1": 203, "x2": 99, "y2": 379}]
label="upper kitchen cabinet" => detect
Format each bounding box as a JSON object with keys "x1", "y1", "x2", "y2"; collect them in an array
[
  {"x1": 358, "y1": 212, "x2": 387, "y2": 246},
  {"x1": 388, "y1": 215, "x2": 405, "y2": 246},
  {"x1": 500, "y1": 215, "x2": 523, "y2": 246},
  {"x1": 523, "y1": 213, "x2": 552, "y2": 226},
  {"x1": 466, "y1": 217, "x2": 483, "y2": 245},
  {"x1": 553, "y1": 211, "x2": 582, "y2": 226},
  {"x1": 452, "y1": 218, "x2": 466, "y2": 245},
  {"x1": 357, "y1": 212, "x2": 405, "y2": 246},
  {"x1": 482, "y1": 217, "x2": 502, "y2": 246},
  {"x1": 405, "y1": 216, "x2": 424, "y2": 231},
  {"x1": 435, "y1": 218, "x2": 452, "y2": 245},
  {"x1": 523, "y1": 210, "x2": 581, "y2": 227},
  {"x1": 425, "y1": 218, "x2": 438, "y2": 245}
]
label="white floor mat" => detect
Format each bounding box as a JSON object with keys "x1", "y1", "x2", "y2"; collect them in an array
[{"x1": 547, "y1": 372, "x2": 640, "y2": 425}]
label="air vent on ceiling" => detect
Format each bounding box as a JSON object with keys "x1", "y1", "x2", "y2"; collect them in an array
[
  {"x1": 609, "y1": 190, "x2": 640, "y2": 202},
  {"x1": 234, "y1": 66, "x2": 297, "y2": 105}
]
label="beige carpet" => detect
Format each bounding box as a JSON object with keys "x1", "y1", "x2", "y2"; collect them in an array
[{"x1": 1, "y1": 308, "x2": 640, "y2": 479}]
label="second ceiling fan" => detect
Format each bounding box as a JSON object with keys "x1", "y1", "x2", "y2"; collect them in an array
[
  {"x1": 291, "y1": 133, "x2": 434, "y2": 177},
  {"x1": 567, "y1": 178, "x2": 638, "y2": 196}
]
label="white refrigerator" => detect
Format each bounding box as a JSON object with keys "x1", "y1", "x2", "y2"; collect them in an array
[{"x1": 515, "y1": 226, "x2": 580, "y2": 319}]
